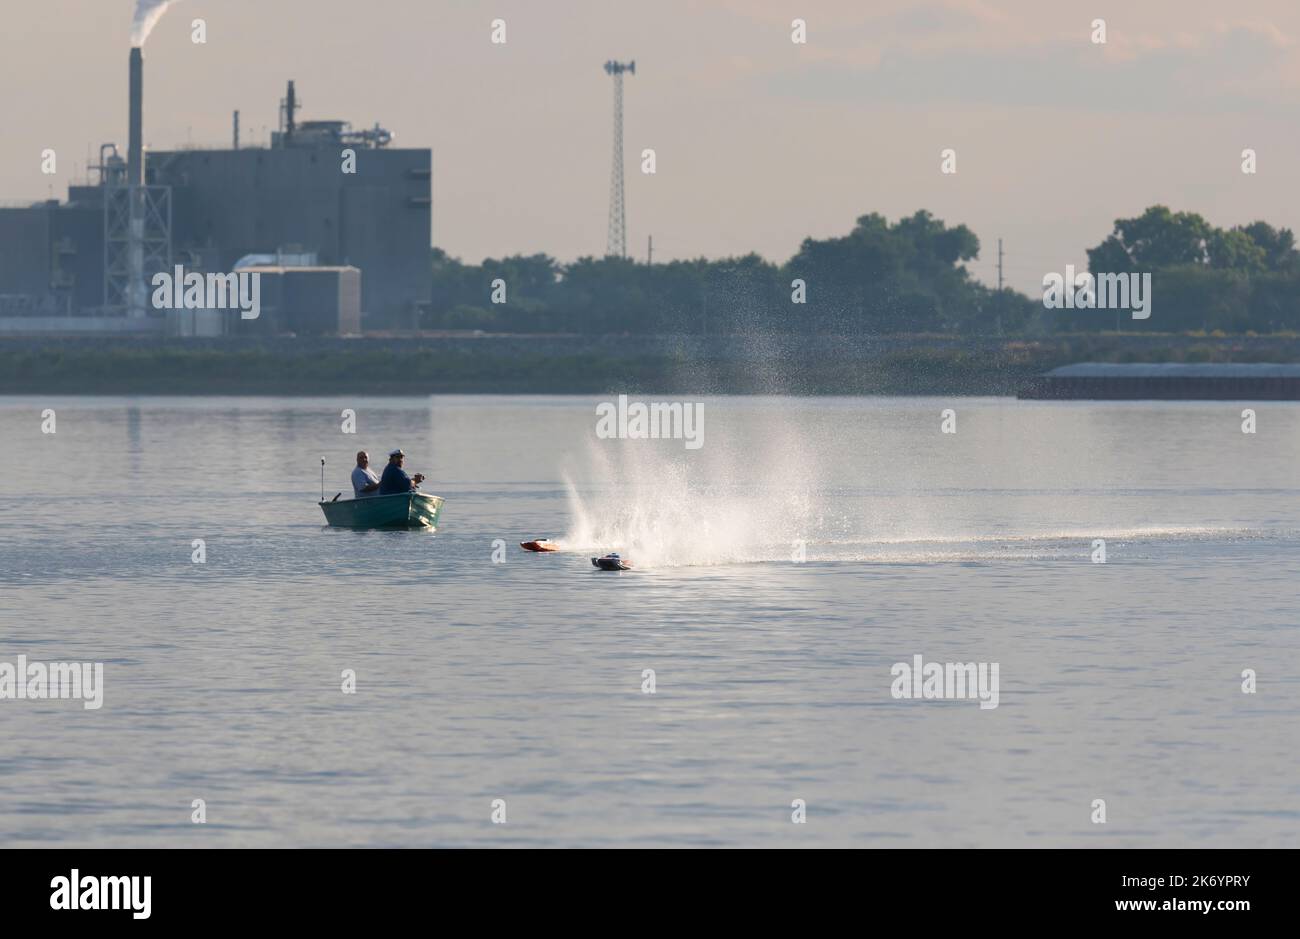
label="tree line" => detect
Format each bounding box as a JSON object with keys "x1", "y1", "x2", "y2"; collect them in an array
[{"x1": 424, "y1": 206, "x2": 1300, "y2": 335}]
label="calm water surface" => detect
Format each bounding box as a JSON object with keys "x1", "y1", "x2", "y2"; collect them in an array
[{"x1": 1, "y1": 395, "x2": 1297, "y2": 846}]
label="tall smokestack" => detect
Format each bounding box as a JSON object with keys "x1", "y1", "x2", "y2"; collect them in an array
[
  {"x1": 286, "y1": 80, "x2": 297, "y2": 140},
  {"x1": 128, "y1": 47, "x2": 144, "y2": 186}
]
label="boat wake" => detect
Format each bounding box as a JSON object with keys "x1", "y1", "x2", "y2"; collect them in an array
[{"x1": 557, "y1": 439, "x2": 1277, "y2": 569}]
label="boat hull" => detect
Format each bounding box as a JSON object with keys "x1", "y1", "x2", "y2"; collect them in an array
[{"x1": 319, "y1": 491, "x2": 445, "y2": 530}]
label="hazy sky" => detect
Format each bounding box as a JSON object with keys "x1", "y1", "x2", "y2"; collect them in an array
[{"x1": 3, "y1": 0, "x2": 1299, "y2": 292}]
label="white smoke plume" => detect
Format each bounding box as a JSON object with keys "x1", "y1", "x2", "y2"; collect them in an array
[{"x1": 131, "y1": 0, "x2": 183, "y2": 47}]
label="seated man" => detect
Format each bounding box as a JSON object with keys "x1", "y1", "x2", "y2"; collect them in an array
[
  {"x1": 378, "y1": 448, "x2": 426, "y2": 495},
  {"x1": 351, "y1": 450, "x2": 380, "y2": 498}
]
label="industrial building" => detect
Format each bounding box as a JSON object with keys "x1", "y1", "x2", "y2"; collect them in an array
[{"x1": 0, "y1": 49, "x2": 430, "y2": 336}]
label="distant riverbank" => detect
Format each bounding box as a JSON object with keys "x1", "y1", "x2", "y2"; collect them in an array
[{"x1": 2, "y1": 332, "x2": 1298, "y2": 395}]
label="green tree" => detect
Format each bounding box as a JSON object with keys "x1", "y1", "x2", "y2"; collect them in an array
[
  {"x1": 1207, "y1": 229, "x2": 1265, "y2": 272},
  {"x1": 1239, "y1": 222, "x2": 1298, "y2": 272},
  {"x1": 1090, "y1": 206, "x2": 1211, "y2": 270}
]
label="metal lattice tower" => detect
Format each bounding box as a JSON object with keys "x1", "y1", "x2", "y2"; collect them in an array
[
  {"x1": 104, "y1": 182, "x2": 172, "y2": 316},
  {"x1": 603, "y1": 60, "x2": 635, "y2": 258}
]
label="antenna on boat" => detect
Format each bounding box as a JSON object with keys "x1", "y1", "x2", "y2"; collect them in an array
[{"x1": 320, "y1": 458, "x2": 325, "y2": 502}]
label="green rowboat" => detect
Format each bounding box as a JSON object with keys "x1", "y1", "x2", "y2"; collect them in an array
[{"x1": 319, "y1": 491, "x2": 445, "y2": 530}]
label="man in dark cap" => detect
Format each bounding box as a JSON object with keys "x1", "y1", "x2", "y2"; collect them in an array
[{"x1": 377, "y1": 448, "x2": 426, "y2": 495}]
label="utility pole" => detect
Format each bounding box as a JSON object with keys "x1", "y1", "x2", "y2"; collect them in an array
[
  {"x1": 603, "y1": 60, "x2": 635, "y2": 258},
  {"x1": 647, "y1": 234, "x2": 653, "y2": 265},
  {"x1": 997, "y1": 238, "x2": 1004, "y2": 292}
]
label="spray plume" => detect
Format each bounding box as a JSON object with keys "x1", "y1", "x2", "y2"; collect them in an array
[
  {"x1": 560, "y1": 403, "x2": 829, "y2": 569},
  {"x1": 131, "y1": 0, "x2": 182, "y2": 47}
]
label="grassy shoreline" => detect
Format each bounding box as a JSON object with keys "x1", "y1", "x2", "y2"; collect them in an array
[{"x1": 2, "y1": 333, "x2": 1298, "y2": 396}]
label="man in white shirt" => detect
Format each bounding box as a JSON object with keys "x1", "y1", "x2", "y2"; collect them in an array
[{"x1": 351, "y1": 450, "x2": 381, "y2": 498}]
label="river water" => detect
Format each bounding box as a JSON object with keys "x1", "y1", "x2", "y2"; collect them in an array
[{"x1": 1, "y1": 395, "x2": 1297, "y2": 846}]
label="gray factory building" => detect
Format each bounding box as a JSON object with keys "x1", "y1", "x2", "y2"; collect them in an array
[
  {"x1": 0, "y1": 70, "x2": 430, "y2": 334},
  {"x1": 152, "y1": 136, "x2": 430, "y2": 328},
  {"x1": 235, "y1": 265, "x2": 363, "y2": 337},
  {"x1": 0, "y1": 195, "x2": 104, "y2": 317}
]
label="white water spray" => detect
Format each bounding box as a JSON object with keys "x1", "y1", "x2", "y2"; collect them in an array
[
  {"x1": 561, "y1": 403, "x2": 832, "y2": 569},
  {"x1": 131, "y1": 0, "x2": 182, "y2": 46},
  {"x1": 553, "y1": 399, "x2": 1260, "y2": 570}
]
